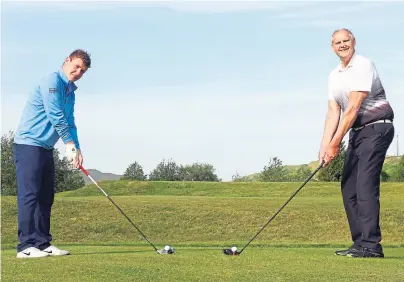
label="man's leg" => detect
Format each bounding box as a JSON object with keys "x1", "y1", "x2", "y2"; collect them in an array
[
  {"x1": 34, "y1": 148, "x2": 55, "y2": 250},
  {"x1": 355, "y1": 124, "x2": 394, "y2": 253},
  {"x1": 14, "y1": 144, "x2": 49, "y2": 258},
  {"x1": 14, "y1": 144, "x2": 43, "y2": 251},
  {"x1": 35, "y1": 149, "x2": 70, "y2": 256},
  {"x1": 336, "y1": 136, "x2": 361, "y2": 255}
]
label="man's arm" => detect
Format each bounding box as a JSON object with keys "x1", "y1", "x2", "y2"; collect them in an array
[
  {"x1": 67, "y1": 98, "x2": 80, "y2": 150},
  {"x1": 320, "y1": 73, "x2": 341, "y2": 161},
  {"x1": 321, "y1": 100, "x2": 341, "y2": 149},
  {"x1": 328, "y1": 91, "x2": 368, "y2": 148},
  {"x1": 318, "y1": 100, "x2": 341, "y2": 164},
  {"x1": 324, "y1": 58, "x2": 373, "y2": 165},
  {"x1": 40, "y1": 75, "x2": 74, "y2": 144}
]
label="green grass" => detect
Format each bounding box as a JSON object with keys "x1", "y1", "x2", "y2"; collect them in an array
[
  {"x1": 59, "y1": 180, "x2": 404, "y2": 198},
  {"x1": 1, "y1": 181, "x2": 404, "y2": 281},
  {"x1": 2, "y1": 246, "x2": 404, "y2": 281}
]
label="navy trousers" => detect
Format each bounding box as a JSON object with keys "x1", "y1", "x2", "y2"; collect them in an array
[
  {"x1": 341, "y1": 122, "x2": 394, "y2": 252},
  {"x1": 13, "y1": 143, "x2": 55, "y2": 252}
]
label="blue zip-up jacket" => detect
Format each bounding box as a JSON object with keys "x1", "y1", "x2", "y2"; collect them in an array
[{"x1": 14, "y1": 69, "x2": 80, "y2": 150}]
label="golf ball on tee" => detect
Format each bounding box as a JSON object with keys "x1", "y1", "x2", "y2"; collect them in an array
[
  {"x1": 164, "y1": 245, "x2": 170, "y2": 251},
  {"x1": 231, "y1": 246, "x2": 237, "y2": 252}
]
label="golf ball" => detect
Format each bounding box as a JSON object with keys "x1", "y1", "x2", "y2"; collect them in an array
[
  {"x1": 231, "y1": 246, "x2": 237, "y2": 252},
  {"x1": 164, "y1": 245, "x2": 170, "y2": 251}
]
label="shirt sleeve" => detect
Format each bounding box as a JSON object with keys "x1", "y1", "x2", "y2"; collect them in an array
[
  {"x1": 40, "y1": 74, "x2": 74, "y2": 144},
  {"x1": 349, "y1": 59, "x2": 373, "y2": 92},
  {"x1": 67, "y1": 96, "x2": 81, "y2": 149}
]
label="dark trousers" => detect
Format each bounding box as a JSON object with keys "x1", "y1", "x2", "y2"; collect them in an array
[
  {"x1": 341, "y1": 123, "x2": 394, "y2": 252},
  {"x1": 13, "y1": 143, "x2": 55, "y2": 252}
]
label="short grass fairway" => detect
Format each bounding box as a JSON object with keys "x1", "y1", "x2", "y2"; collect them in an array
[
  {"x1": 2, "y1": 181, "x2": 404, "y2": 281},
  {"x1": 2, "y1": 245, "x2": 404, "y2": 281}
]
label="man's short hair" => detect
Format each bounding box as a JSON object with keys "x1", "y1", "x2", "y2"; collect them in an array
[
  {"x1": 69, "y1": 49, "x2": 91, "y2": 68},
  {"x1": 331, "y1": 28, "x2": 356, "y2": 44}
]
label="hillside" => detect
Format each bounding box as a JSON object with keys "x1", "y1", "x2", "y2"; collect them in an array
[
  {"x1": 3, "y1": 182, "x2": 403, "y2": 248},
  {"x1": 246, "y1": 155, "x2": 402, "y2": 181},
  {"x1": 80, "y1": 169, "x2": 122, "y2": 184}
]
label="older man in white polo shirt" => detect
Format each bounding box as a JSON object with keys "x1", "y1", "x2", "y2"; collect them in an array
[{"x1": 318, "y1": 28, "x2": 395, "y2": 258}]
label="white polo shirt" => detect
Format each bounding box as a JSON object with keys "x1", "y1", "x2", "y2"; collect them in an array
[{"x1": 328, "y1": 54, "x2": 394, "y2": 128}]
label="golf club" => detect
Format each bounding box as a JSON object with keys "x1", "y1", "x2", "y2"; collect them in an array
[
  {"x1": 223, "y1": 161, "x2": 324, "y2": 256},
  {"x1": 79, "y1": 165, "x2": 174, "y2": 255}
]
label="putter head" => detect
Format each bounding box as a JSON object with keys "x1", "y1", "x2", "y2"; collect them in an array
[
  {"x1": 157, "y1": 245, "x2": 175, "y2": 255},
  {"x1": 222, "y1": 249, "x2": 240, "y2": 256}
]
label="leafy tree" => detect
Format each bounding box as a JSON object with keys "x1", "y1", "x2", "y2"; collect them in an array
[
  {"x1": 53, "y1": 149, "x2": 85, "y2": 192},
  {"x1": 232, "y1": 171, "x2": 252, "y2": 182},
  {"x1": 1, "y1": 131, "x2": 85, "y2": 195},
  {"x1": 121, "y1": 162, "x2": 147, "y2": 180},
  {"x1": 288, "y1": 165, "x2": 313, "y2": 181},
  {"x1": 260, "y1": 157, "x2": 287, "y2": 182},
  {"x1": 1, "y1": 131, "x2": 18, "y2": 195},
  {"x1": 318, "y1": 141, "x2": 347, "y2": 182},
  {"x1": 380, "y1": 170, "x2": 390, "y2": 182},
  {"x1": 178, "y1": 162, "x2": 220, "y2": 181},
  {"x1": 392, "y1": 155, "x2": 404, "y2": 182},
  {"x1": 149, "y1": 158, "x2": 181, "y2": 181}
]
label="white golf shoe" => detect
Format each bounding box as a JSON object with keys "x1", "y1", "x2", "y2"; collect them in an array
[
  {"x1": 41, "y1": 245, "x2": 70, "y2": 256},
  {"x1": 16, "y1": 247, "x2": 50, "y2": 258}
]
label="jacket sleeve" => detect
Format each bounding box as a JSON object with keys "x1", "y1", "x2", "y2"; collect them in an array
[
  {"x1": 40, "y1": 74, "x2": 74, "y2": 144},
  {"x1": 67, "y1": 96, "x2": 80, "y2": 149}
]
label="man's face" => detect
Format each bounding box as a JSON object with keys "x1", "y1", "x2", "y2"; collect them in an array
[
  {"x1": 331, "y1": 31, "x2": 355, "y2": 59},
  {"x1": 64, "y1": 57, "x2": 89, "y2": 82}
]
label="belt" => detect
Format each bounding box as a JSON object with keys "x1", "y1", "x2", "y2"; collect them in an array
[{"x1": 352, "y1": 119, "x2": 392, "y2": 131}]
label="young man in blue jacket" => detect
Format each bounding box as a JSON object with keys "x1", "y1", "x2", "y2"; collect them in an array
[{"x1": 13, "y1": 49, "x2": 91, "y2": 258}]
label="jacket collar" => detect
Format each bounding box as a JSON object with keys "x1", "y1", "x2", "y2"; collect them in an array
[{"x1": 58, "y1": 68, "x2": 78, "y2": 93}]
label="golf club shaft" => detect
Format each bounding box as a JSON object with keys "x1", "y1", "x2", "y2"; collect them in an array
[
  {"x1": 239, "y1": 161, "x2": 324, "y2": 254},
  {"x1": 79, "y1": 166, "x2": 158, "y2": 252}
]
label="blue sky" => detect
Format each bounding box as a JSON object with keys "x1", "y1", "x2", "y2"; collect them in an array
[{"x1": 2, "y1": 1, "x2": 403, "y2": 181}]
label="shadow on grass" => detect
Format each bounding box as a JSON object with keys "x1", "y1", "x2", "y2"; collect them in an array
[
  {"x1": 71, "y1": 250, "x2": 153, "y2": 256},
  {"x1": 383, "y1": 256, "x2": 404, "y2": 260}
]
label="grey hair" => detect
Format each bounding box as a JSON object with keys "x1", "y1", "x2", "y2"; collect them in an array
[{"x1": 331, "y1": 28, "x2": 356, "y2": 44}]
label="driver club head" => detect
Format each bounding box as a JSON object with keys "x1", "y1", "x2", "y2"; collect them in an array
[
  {"x1": 223, "y1": 248, "x2": 241, "y2": 256},
  {"x1": 157, "y1": 245, "x2": 175, "y2": 255}
]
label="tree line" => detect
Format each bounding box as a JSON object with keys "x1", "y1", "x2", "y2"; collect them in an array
[
  {"x1": 231, "y1": 141, "x2": 404, "y2": 183},
  {"x1": 1, "y1": 131, "x2": 85, "y2": 196},
  {"x1": 2, "y1": 132, "x2": 404, "y2": 196},
  {"x1": 121, "y1": 159, "x2": 220, "y2": 182},
  {"x1": 105, "y1": 140, "x2": 404, "y2": 183}
]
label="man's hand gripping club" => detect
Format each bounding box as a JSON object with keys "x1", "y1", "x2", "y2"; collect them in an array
[{"x1": 65, "y1": 142, "x2": 83, "y2": 169}]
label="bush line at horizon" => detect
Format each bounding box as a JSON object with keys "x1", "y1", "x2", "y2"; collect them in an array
[{"x1": 2, "y1": 131, "x2": 404, "y2": 196}]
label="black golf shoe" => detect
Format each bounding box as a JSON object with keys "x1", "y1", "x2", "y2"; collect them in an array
[
  {"x1": 347, "y1": 247, "x2": 384, "y2": 258},
  {"x1": 335, "y1": 245, "x2": 361, "y2": 256}
]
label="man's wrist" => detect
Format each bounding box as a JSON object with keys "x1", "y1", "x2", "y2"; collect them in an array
[{"x1": 329, "y1": 136, "x2": 341, "y2": 147}]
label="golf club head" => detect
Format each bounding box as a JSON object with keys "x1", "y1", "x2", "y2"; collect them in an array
[
  {"x1": 222, "y1": 249, "x2": 241, "y2": 256},
  {"x1": 157, "y1": 246, "x2": 175, "y2": 255}
]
